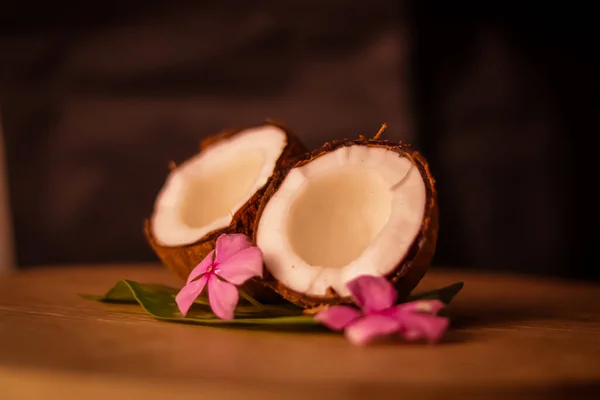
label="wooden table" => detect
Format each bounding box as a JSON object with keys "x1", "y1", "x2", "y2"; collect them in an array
[{"x1": 1, "y1": 264, "x2": 599, "y2": 399}]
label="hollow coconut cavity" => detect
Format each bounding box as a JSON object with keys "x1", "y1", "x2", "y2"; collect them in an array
[
  {"x1": 254, "y1": 138, "x2": 438, "y2": 308},
  {"x1": 145, "y1": 121, "x2": 306, "y2": 282}
]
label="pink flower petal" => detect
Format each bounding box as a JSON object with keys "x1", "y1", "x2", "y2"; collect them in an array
[
  {"x1": 385, "y1": 300, "x2": 446, "y2": 318},
  {"x1": 175, "y1": 275, "x2": 209, "y2": 316},
  {"x1": 208, "y1": 277, "x2": 239, "y2": 320},
  {"x1": 314, "y1": 306, "x2": 362, "y2": 331},
  {"x1": 346, "y1": 275, "x2": 397, "y2": 313},
  {"x1": 217, "y1": 247, "x2": 263, "y2": 285},
  {"x1": 398, "y1": 314, "x2": 449, "y2": 343},
  {"x1": 186, "y1": 250, "x2": 215, "y2": 284},
  {"x1": 344, "y1": 315, "x2": 401, "y2": 346},
  {"x1": 215, "y1": 234, "x2": 253, "y2": 263}
]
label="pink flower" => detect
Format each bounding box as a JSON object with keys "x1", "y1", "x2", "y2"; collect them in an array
[
  {"x1": 175, "y1": 234, "x2": 263, "y2": 320},
  {"x1": 315, "y1": 275, "x2": 449, "y2": 345}
]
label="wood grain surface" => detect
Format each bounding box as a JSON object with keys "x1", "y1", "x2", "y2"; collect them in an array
[{"x1": 1, "y1": 264, "x2": 599, "y2": 399}]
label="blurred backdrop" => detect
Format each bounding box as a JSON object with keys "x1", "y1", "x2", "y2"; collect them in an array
[{"x1": 0, "y1": 1, "x2": 596, "y2": 279}]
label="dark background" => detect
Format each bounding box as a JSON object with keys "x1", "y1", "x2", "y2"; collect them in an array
[{"x1": 1, "y1": 1, "x2": 597, "y2": 279}]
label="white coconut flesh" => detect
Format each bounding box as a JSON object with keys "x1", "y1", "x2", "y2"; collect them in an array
[
  {"x1": 256, "y1": 145, "x2": 427, "y2": 298},
  {"x1": 151, "y1": 125, "x2": 287, "y2": 247}
]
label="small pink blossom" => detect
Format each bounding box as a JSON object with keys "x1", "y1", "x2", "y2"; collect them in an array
[
  {"x1": 175, "y1": 234, "x2": 263, "y2": 320},
  {"x1": 315, "y1": 275, "x2": 449, "y2": 345}
]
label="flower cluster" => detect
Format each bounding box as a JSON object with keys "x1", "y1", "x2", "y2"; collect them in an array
[
  {"x1": 175, "y1": 233, "x2": 449, "y2": 345},
  {"x1": 315, "y1": 275, "x2": 449, "y2": 345},
  {"x1": 175, "y1": 234, "x2": 263, "y2": 320}
]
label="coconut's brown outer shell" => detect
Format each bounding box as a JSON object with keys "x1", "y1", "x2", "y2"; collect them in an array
[
  {"x1": 144, "y1": 120, "x2": 307, "y2": 300},
  {"x1": 252, "y1": 137, "x2": 439, "y2": 309}
]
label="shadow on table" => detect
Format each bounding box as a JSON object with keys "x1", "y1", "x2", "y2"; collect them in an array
[
  {"x1": 384, "y1": 381, "x2": 600, "y2": 399},
  {"x1": 448, "y1": 304, "x2": 552, "y2": 330}
]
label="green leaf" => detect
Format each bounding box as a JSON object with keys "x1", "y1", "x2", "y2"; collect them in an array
[
  {"x1": 406, "y1": 281, "x2": 464, "y2": 304},
  {"x1": 81, "y1": 280, "x2": 320, "y2": 329},
  {"x1": 81, "y1": 280, "x2": 464, "y2": 331}
]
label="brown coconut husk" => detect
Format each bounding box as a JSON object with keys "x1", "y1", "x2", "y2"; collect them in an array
[
  {"x1": 144, "y1": 119, "x2": 307, "y2": 301},
  {"x1": 251, "y1": 131, "x2": 439, "y2": 309}
]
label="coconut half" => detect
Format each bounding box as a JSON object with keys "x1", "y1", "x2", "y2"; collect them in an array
[
  {"x1": 253, "y1": 138, "x2": 438, "y2": 308},
  {"x1": 145, "y1": 121, "x2": 306, "y2": 281}
]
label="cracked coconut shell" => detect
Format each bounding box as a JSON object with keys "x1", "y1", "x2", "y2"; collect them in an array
[
  {"x1": 252, "y1": 136, "x2": 439, "y2": 309},
  {"x1": 144, "y1": 120, "x2": 307, "y2": 292}
]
